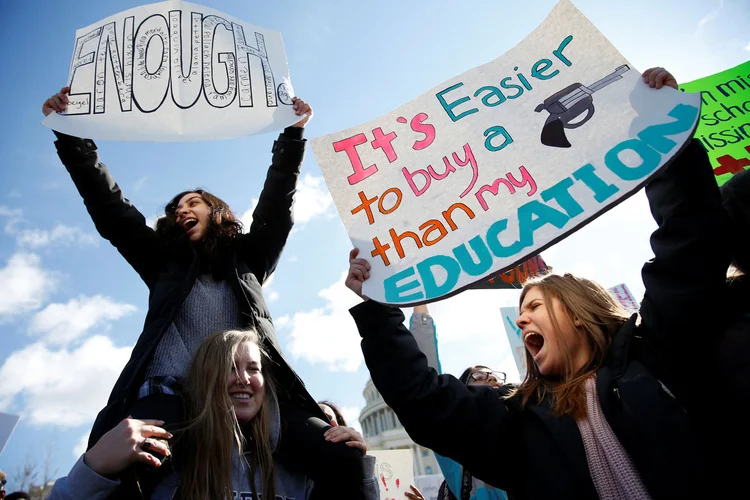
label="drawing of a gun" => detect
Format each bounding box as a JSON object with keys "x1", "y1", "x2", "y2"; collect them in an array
[{"x1": 534, "y1": 65, "x2": 630, "y2": 148}]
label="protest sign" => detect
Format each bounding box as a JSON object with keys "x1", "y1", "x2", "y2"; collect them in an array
[
  {"x1": 43, "y1": 0, "x2": 299, "y2": 141},
  {"x1": 680, "y1": 60, "x2": 750, "y2": 186},
  {"x1": 312, "y1": 0, "x2": 700, "y2": 305},
  {"x1": 471, "y1": 254, "x2": 549, "y2": 289},
  {"x1": 607, "y1": 282, "x2": 640, "y2": 314},
  {"x1": 500, "y1": 307, "x2": 526, "y2": 378},
  {"x1": 414, "y1": 474, "x2": 444, "y2": 500},
  {"x1": 369, "y1": 449, "x2": 415, "y2": 500},
  {"x1": 0, "y1": 412, "x2": 20, "y2": 456}
]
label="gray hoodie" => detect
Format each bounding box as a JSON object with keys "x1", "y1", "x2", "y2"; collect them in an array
[{"x1": 47, "y1": 395, "x2": 379, "y2": 500}]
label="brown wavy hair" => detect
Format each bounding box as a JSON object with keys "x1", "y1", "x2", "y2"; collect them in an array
[
  {"x1": 180, "y1": 329, "x2": 277, "y2": 500},
  {"x1": 156, "y1": 189, "x2": 243, "y2": 256},
  {"x1": 512, "y1": 273, "x2": 630, "y2": 418}
]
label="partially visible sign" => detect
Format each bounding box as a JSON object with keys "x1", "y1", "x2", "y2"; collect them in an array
[
  {"x1": 607, "y1": 283, "x2": 640, "y2": 314},
  {"x1": 43, "y1": 0, "x2": 299, "y2": 141},
  {"x1": 680, "y1": 60, "x2": 750, "y2": 186},
  {"x1": 0, "y1": 412, "x2": 20, "y2": 455},
  {"x1": 500, "y1": 307, "x2": 526, "y2": 378},
  {"x1": 471, "y1": 254, "x2": 550, "y2": 289},
  {"x1": 414, "y1": 474, "x2": 445, "y2": 500},
  {"x1": 369, "y1": 449, "x2": 415, "y2": 500}
]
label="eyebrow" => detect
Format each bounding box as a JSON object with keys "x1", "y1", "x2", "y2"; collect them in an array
[
  {"x1": 176, "y1": 195, "x2": 202, "y2": 210},
  {"x1": 520, "y1": 298, "x2": 541, "y2": 313}
]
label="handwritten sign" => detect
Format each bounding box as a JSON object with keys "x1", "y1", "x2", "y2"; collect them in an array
[
  {"x1": 369, "y1": 449, "x2": 415, "y2": 500},
  {"x1": 312, "y1": 0, "x2": 700, "y2": 305},
  {"x1": 607, "y1": 283, "x2": 640, "y2": 315},
  {"x1": 0, "y1": 412, "x2": 20, "y2": 455},
  {"x1": 680, "y1": 60, "x2": 750, "y2": 185},
  {"x1": 43, "y1": 0, "x2": 299, "y2": 141}
]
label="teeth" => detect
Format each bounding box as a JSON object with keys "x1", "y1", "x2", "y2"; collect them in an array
[{"x1": 230, "y1": 393, "x2": 252, "y2": 400}]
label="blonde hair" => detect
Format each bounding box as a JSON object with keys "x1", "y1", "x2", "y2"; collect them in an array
[
  {"x1": 513, "y1": 273, "x2": 630, "y2": 418},
  {"x1": 180, "y1": 329, "x2": 277, "y2": 500}
]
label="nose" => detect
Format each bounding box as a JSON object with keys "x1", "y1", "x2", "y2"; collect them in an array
[
  {"x1": 236, "y1": 370, "x2": 252, "y2": 386},
  {"x1": 516, "y1": 312, "x2": 529, "y2": 330}
]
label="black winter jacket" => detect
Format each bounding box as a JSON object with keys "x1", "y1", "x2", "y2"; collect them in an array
[
  {"x1": 351, "y1": 140, "x2": 727, "y2": 500},
  {"x1": 54, "y1": 129, "x2": 319, "y2": 446}
]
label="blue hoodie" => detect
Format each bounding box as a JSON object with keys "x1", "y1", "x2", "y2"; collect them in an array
[{"x1": 434, "y1": 453, "x2": 508, "y2": 500}]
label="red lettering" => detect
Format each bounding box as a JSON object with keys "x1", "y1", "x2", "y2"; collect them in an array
[
  {"x1": 333, "y1": 133, "x2": 378, "y2": 185},
  {"x1": 410, "y1": 113, "x2": 436, "y2": 150},
  {"x1": 371, "y1": 127, "x2": 398, "y2": 162}
]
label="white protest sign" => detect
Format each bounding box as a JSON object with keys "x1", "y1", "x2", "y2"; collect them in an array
[
  {"x1": 312, "y1": 0, "x2": 701, "y2": 305},
  {"x1": 0, "y1": 412, "x2": 20, "y2": 456},
  {"x1": 368, "y1": 449, "x2": 415, "y2": 500},
  {"x1": 43, "y1": 0, "x2": 299, "y2": 141},
  {"x1": 414, "y1": 474, "x2": 444, "y2": 500},
  {"x1": 500, "y1": 306, "x2": 527, "y2": 378}
]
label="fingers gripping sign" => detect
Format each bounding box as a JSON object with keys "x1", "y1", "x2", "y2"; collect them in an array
[
  {"x1": 346, "y1": 248, "x2": 371, "y2": 300},
  {"x1": 291, "y1": 96, "x2": 313, "y2": 128},
  {"x1": 642, "y1": 67, "x2": 678, "y2": 90},
  {"x1": 42, "y1": 87, "x2": 71, "y2": 116}
]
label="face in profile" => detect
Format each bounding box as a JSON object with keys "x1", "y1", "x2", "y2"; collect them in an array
[
  {"x1": 517, "y1": 286, "x2": 590, "y2": 377},
  {"x1": 175, "y1": 192, "x2": 212, "y2": 242},
  {"x1": 466, "y1": 368, "x2": 505, "y2": 388},
  {"x1": 227, "y1": 341, "x2": 266, "y2": 424}
]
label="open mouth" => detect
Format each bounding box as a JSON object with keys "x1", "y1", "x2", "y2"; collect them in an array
[
  {"x1": 181, "y1": 218, "x2": 198, "y2": 232},
  {"x1": 523, "y1": 331, "x2": 545, "y2": 358},
  {"x1": 230, "y1": 391, "x2": 254, "y2": 402}
]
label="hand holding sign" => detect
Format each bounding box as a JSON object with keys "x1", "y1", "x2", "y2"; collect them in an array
[{"x1": 346, "y1": 248, "x2": 371, "y2": 300}]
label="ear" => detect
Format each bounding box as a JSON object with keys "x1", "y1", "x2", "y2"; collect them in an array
[{"x1": 574, "y1": 319, "x2": 582, "y2": 327}]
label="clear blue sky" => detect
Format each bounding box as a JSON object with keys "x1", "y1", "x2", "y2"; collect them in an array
[{"x1": 0, "y1": 0, "x2": 747, "y2": 488}]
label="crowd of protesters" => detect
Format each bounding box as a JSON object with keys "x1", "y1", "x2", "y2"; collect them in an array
[{"x1": 30, "y1": 64, "x2": 749, "y2": 500}]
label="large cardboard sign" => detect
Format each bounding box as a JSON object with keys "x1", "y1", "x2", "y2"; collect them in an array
[
  {"x1": 0, "y1": 412, "x2": 20, "y2": 456},
  {"x1": 43, "y1": 0, "x2": 299, "y2": 141},
  {"x1": 680, "y1": 60, "x2": 750, "y2": 185},
  {"x1": 312, "y1": 0, "x2": 700, "y2": 305},
  {"x1": 500, "y1": 307, "x2": 526, "y2": 379},
  {"x1": 369, "y1": 449, "x2": 415, "y2": 500}
]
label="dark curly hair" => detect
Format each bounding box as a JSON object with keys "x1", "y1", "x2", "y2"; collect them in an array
[{"x1": 156, "y1": 189, "x2": 243, "y2": 257}]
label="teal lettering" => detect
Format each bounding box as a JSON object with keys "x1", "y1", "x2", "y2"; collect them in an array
[
  {"x1": 604, "y1": 138, "x2": 661, "y2": 181},
  {"x1": 552, "y1": 35, "x2": 573, "y2": 66},
  {"x1": 637, "y1": 103, "x2": 699, "y2": 154},
  {"x1": 517, "y1": 200, "x2": 569, "y2": 247},
  {"x1": 486, "y1": 219, "x2": 523, "y2": 258},
  {"x1": 531, "y1": 58, "x2": 558, "y2": 80},
  {"x1": 384, "y1": 267, "x2": 423, "y2": 303},
  {"x1": 453, "y1": 236, "x2": 493, "y2": 276},
  {"x1": 541, "y1": 177, "x2": 583, "y2": 218},
  {"x1": 573, "y1": 164, "x2": 619, "y2": 202},
  {"x1": 417, "y1": 255, "x2": 461, "y2": 300},
  {"x1": 484, "y1": 126, "x2": 513, "y2": 152},
  {"x1": 499, "y1": 77, "x2": 524, "y2": 99},
  {"x1": 473, "y1": 86, "x2": 507, "y2": 107},
  {"x1": 436, "y1": 83, "x2": 478, "y2": 122}
]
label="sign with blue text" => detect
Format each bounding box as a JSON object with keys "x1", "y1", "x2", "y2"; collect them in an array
[
  {"x1": 43, "y1": 0, "x2": 299, "y2": 141},
  {"x1": 312, "y1": 0, "x2": 700, "y2": 305}
]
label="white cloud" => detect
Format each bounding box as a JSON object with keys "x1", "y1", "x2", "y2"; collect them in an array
[
  {"x1": 279, "y1": 271, "x2": 365, "y2": 372},
  {"x1": 0, "y1": 205, "x2": 23, "y2": 233},
  {"x1": 0, "y1": 336, "x2": 132, "y2": 427},
  {"x1": 239, "y1": 174, "x2": 333, "y2": 230},
  {"x1": 293, "y1": 174, "x2": 334, "y2": 223},
  {"x1": 73, "y1": 432, "x2": 89, "y2": 458},
  {"x1": 745, "y1": 41, "x2": 750, "y2": 51},
  {"x1": 696, "y1": 10, "x2": 719, "y2": 36},
  {"x1": 288, "y1": 255, "x2": 299, "y2": 263},
  {"x1": 0, "y1": 253, "x2": 58, "y2": 320},
  {"x1": 16, "y1": 225, "x2": 98, "y2": 249},
  {"x1": 267, "y1": 291, "x2": 280, "y2": 303},
  {"x1": 28, "y1": 296, "x2": 137, "y2": 346},
  {"x1": 133, "y1": 176, "x2": 148, "y2": 193}
]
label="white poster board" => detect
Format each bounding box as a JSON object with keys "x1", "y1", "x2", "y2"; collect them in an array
[
  {"x1": 500, "y1": 306, "x2": 527, "y2": 379},
  {"x1": 312, "y1": 0, "x2": 700, "y2": 305},
  {"x1": 0, "y1": 412, "x2": 20, "y2": 455},
  {"x1": 43, "y1": 0, "x2": 299, "y2": 141},
  {"x1": 608, "y1": 283, "x2": 640, "y2": 314},
  {"x1": 414, "y1": 474, "x2": 445, "y2": 500},
  {"x1": 369, "y1": 449, "x2": 415, "y2": 500}
]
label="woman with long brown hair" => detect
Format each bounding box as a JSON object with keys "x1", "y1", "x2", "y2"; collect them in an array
[
  {"x1": 43, "y1": 88, "x2": 366, "y2": 499},
  {"x1": 47, "y1": 329, "x2": 380, "y2": 499},
  {"x1": 343, "y1": 68, "x2": 725, "y2": 499}
]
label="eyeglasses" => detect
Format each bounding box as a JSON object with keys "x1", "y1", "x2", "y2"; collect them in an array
[{"x1": 467, "y1": 370, "x2": 506, "y2": 385}]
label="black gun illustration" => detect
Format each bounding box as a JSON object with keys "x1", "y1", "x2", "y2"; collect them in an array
[{"x1": 534, "y1": 65, "x2": 630, "y2": 148}]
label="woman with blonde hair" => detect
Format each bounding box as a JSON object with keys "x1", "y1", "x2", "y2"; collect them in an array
[
  {"x1": 344, "y1": 68, "x2": 724, "y2": 499},
  {"x1": 47, "y1": 328, "x2": 379, "y2": 499}
]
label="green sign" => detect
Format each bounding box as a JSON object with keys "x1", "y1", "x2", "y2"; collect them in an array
[{"x1": 680, "y1": 60, "x2": 750, "y2": 185}]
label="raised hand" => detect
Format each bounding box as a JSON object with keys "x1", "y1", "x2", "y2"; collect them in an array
[
  {"x1": 42, "y1": 87, "x2": 71, "y2": 116},
  {"x1": 291, "y1": 97, "x2": 313, "y2": 128},
  {"x1": 345, "y1": 248, "x2": 371, "y2": 300},
  {"x1": 641, "y1": 67, "x2": 678, "y2": 90},
  {"x1": 324, "y1": 425, "x2": 368, "y2": 456}
]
